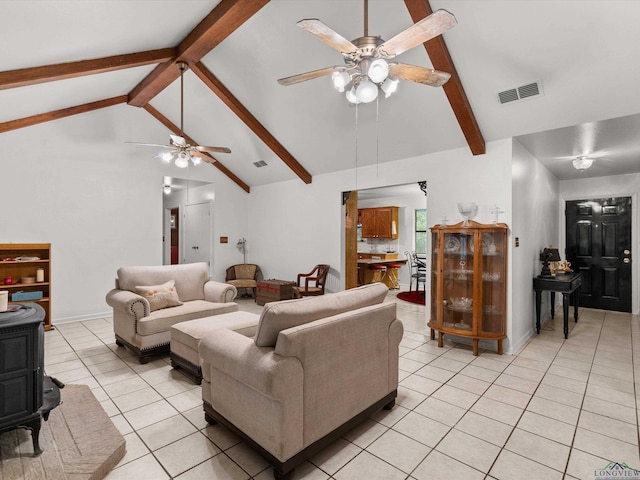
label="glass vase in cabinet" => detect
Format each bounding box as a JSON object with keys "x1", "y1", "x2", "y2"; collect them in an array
[{"x1": 428, "y1": 220, "x2": 508, "y2": 355}]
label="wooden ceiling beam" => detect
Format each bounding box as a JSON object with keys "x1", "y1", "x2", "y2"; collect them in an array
[
  {"x1": 143, "y1": 104, "x2": 251, "y2": 193},
  {"x1": 128, "y1": 0, "x2": 269, "y2": 107},
  {"x1": 404, "y1": 0, "x2": 485, "y2": 155},
  {"x1": 191, "y1": 61, "x2": 312, "y2": 184},
  {"x1": 0, "y1": 96, "x2": 127, "y2": 134},
  {"x1": 0, "y1": 49, "x2": 176, "y2": 90}
]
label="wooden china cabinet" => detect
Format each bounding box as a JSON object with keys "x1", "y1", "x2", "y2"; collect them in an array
[{"x1": 428, "y1": 221, "x2": 508, "y2": 355}]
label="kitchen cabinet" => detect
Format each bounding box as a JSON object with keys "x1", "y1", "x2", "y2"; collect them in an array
[
  {"x1": 359, "y1": 207, "x2": 399, "y2": 239},
  {"x1": 428, "y1": 221, "x2": 508, "y2": 355}
]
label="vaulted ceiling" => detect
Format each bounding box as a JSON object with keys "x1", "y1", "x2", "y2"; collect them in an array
[{"x1": 2, "y1": 0, "x2": 640, "y2": 192}]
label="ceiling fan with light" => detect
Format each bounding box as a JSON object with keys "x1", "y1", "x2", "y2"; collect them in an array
[
  {"x1": 277, "y1": 0, "x2": 457, "y2": 104},
  {"x1": 127, "y1": 61, "x2": 231, "y2": 168}
]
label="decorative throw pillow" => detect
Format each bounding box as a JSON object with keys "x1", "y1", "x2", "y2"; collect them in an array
[{"x1": 135, "y1": 280, "x2": 182, "y2": 312}]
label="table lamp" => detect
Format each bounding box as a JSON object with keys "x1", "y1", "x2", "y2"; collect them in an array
[{"x1": 539, "y1": 247, "x2": 561, "y2": 278}]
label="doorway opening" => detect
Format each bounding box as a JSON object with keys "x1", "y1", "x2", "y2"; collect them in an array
[
  {"x1": 170, "y1": 207, "x2": 179, "y2": 264},
  {"x1": 162, "y1": 177, "x2": 214, "y2": 271},
  {"x1": 344, "y1": 182, "x2": 427, "y2": 290}
]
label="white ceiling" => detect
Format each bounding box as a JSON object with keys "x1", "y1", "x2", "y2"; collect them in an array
[{"x1": 3, "y1": 0, "x2": 640, "y2": 187}]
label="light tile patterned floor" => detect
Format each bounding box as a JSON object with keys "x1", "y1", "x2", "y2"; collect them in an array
[{"x1": 43, "y1": 293, "x2": 640, "y2": 480}]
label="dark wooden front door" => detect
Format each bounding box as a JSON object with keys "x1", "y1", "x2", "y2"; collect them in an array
[{"x1": 565, "y1": 197, "x2": 632, "y2": 312}]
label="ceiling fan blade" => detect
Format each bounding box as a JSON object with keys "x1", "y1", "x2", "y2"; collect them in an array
[
  {"x1": 297, "y1": 19, "x2": 359, "y2": 55},
  {"x1": 278, "y1": 66, "x2": 337, "y2": 86},
  {"x1": 378, "y1": 9, "x2": 457, "y2": 58},
  {"x1": 195, "y1": 145, "x2": 232, "y2": 154},
  {"x1": 389, "y1": 63, "x2": 451, "y2": 87},
  {"x1": 170, "y1": 134, "x2": 187, "y2": 147},
  {"x1": 125, "y1": 141, "x2": 173, "y2": 149}
]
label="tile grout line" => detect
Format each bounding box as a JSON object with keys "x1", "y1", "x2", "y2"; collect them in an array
[
  {"x1": 560, "y1": 308, "x2": 605, "y2": 479},
  {"x1": 61, "y1": 321, "x2": 263, "y2": 480}
]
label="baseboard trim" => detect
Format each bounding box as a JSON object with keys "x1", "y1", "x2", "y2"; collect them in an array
[{"x1": 52, "y1": 311, "x2": 112, "y2": 325}]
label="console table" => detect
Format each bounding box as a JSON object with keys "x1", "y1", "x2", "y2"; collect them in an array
[{"x1": 533, "y1": 273, "x2": 582, "y2": 339}]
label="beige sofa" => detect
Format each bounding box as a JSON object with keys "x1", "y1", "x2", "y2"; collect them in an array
[
  {"x1": 199, "y1": 283, "x2": 403, "y2": 480},
  {"x1": 106, "y1": 262, "x2": 238, "y2": 363}
]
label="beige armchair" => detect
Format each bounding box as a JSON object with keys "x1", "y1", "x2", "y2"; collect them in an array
[
  {"x1": 198, "y1": 283, "x2": 403, "y2": 479},
  {"x1": 225, "y1": 263, "x2": 261, "y2": 297}
]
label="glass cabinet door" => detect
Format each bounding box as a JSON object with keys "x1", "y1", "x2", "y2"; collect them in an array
[
  {"x1": 430, "y1": 232, "x2": 439, "y2": 325},
  {"x1": 480, "y1": 230, "x2": 505, "y2": 334},
  {"x1": 442, "y1": 232, "x2": 475, "y2": 332}
]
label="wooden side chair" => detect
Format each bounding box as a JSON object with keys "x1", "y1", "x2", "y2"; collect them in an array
[{"x1": 295, "y1": 264, "x2": 330, "y2": 297}]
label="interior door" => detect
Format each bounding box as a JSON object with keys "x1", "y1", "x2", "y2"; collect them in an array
[
  {"x1": 183, "y1": 202, "x2": 211, "y2": 268},
  {"x1": 565, "y1": 197, "x2": 632, "y2": 312}
]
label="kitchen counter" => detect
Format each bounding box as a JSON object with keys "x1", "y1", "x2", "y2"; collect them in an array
[
  {"x1": 357, "y1": 258, "x2": 407, "y2": 288},
  {"x1": 357, "y1": 258, "x2": 406, "y2": 265},
  {"x1": 357, "y1": 252, "x2": 400, "y2": 260}
]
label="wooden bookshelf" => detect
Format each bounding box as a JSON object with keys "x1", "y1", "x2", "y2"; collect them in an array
[{"x1": 0, "y1": 244, "x2": 52, "y2": 330}]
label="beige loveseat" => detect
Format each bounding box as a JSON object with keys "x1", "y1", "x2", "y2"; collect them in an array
[
  {"x1": 106, "y1": 262, "x2": 238, "y2": 363},
  {"x1": 199, "y1": 283, "x2": 403, "y2": 480}
]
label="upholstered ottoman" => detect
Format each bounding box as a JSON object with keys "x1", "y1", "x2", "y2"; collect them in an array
[{"x1": 170, "y1": 311, "x2": 260, "y2": 384}]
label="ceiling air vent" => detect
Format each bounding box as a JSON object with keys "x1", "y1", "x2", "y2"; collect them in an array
[
  {"x1": 497, "y1": 81, "x2": 543, "y2": 104},
  {"x1": 253, "y1": 160, "x2": 268, "y2": 168}
]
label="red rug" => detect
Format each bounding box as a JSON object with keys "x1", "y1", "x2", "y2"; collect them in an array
[{"x1": 397, "y1": 291, "x2": 426, "y2": 305}]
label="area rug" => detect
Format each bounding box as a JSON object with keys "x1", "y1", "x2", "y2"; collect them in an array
[
  {"x1": 397, "y1": 291, "x2": 426, "y2": 305},
  {"x1": 0, "y1": 384, "x2": 125, "y2": 480}
]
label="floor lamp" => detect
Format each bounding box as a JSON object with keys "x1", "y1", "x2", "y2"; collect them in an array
[{"x1": 236, "y1": 238, "x2": 247, "y2": 264}]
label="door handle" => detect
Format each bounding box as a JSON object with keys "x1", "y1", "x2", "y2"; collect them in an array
[
  {"x1": 623, "y1": 258, "x2": 630, "y2": 263},
  {"x1": 624, "y1": 249, "x2": 630, "y2": 255}
]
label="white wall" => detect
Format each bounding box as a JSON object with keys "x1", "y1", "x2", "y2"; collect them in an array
[
  {"x1": 248, "y1": 139, "x2": 514, "y2": 347},
  {"x1": 511, "y1": 140, "x2": 560, "y2": 352},
  {"x1": 0, "y1": 105, "x2": 247, "y2": 323},
  {"x1": 559, "y1": 173, "x2": 639, "y2": 314}
]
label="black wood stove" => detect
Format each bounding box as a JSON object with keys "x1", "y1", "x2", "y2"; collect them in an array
[{"x1": 0, "y1": 303, "x2": 62, "y2": 455}]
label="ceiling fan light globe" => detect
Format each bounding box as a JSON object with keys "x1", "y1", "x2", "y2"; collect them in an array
[
  {"x1": 346, "y1": 86, "x2": 359, "y2": 104},
  {"x1": 331, "y1": 71, "x2": 350, "y2": 92},
  {"x1": 190, "y1": 155, "x2": 201, "y2": 166},
  {"x1": 368, "y1": 59, "x2": 389, "y2": 83},
  {"x1": 160, "y1": 151, "x2": 173, "y2": 162},
  {"x1": 175, "y1": 151, "x2": 189, "y2": 168},
  {"x1": 356, "y1": 78, "x2": 378, "y2": 103},
  {"x1": 381, "y1": 77, "x2": 399, "y2": 98}
]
